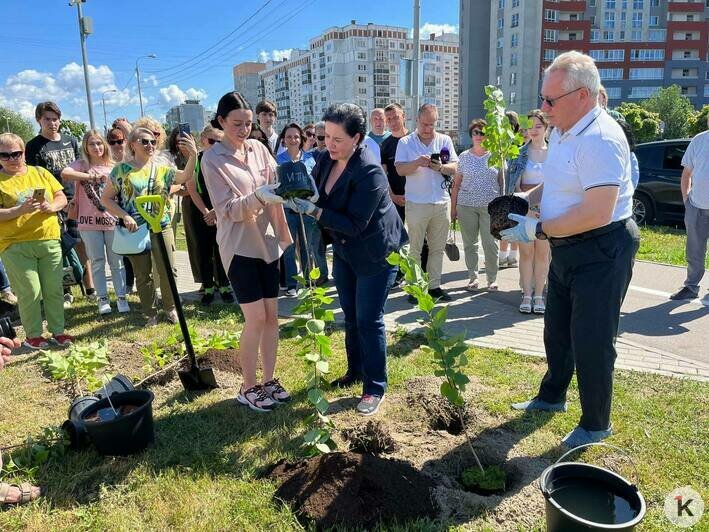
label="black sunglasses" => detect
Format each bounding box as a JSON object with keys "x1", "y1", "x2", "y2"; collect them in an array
[
  {"x1": 317, "y1": 135, "x2": 325, "y2": 141},
  {"x1": 0, "y1": 150, "x2": 23, "y2": 160},
  {"x1": 108, "y1": 139, "x2": 125, "y2": 146},
  {"x1": 207, "y1": 138, "x2": 217, "y2": 145},
  {"x1": 305, "y1": 131, "x2": 315, "y2": 137},
  {"x1": 471, "y1": 129, "x2": 485, "y2": 136},
  {"x1": 539, "y1": 87, "x2": 583, "y2": 107},
  {"x1": 139, "y1": 138, "x2": 157, "y2": 147}
]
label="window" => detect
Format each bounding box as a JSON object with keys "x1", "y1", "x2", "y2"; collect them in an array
[
  {"x1": 648, "y1": 28, "x2": 665, "y2": 41},
  {"x1": 496, "y1": 55, "x2": 503, "y2": 67},
  {"x1": 590, "y1": 49, "x2": 625, "y2": 61},
  {"x1": 512, "y1": 0, "x2": 519, "y2": 6},
  {"x1": 510, "y1": 72, "x2": 517, "y2": 85},
  {"x1": 569, "y1": 33, "x2": 578, "y2": 41},
  {"x1": 511, "y1": 33, "x2": 519, "y2": 47},
  {"x1": 686, "y1": 14, "x2": 694, "y2": 22},
  {"x1": 649, "y1": 16, "x2": 659, "y2": 27},
  {"x1": 544, "y1": 9, "x2": 558, "y2": 22},
  {"x1": 497, "y1": 37, "x2": 503, "y2": 48},
  {"x1": 704, "y1": 85, "x2": 709, "y2": 97},
  {"x1": 357, "y1": 75, "x2": 367, "y2": 83},
  {"x1": 631, "y1": 30, "x2": 642, "y2": 41},
  {"x1": 629, "y1": 86, "x2": 661, "y2": 98},
  {"x1": 589, "y1": 0, "x2": 596, "y2": 6},
  {"x1": 605, "y1": 0, "x2": 615, "y2": 8},
  {"x1": 631, "y1": 49, "x2": 664, "y2": 61},
  {"x1": 498, "y1": 0, "x2": 504, "y2": 8},
  {"x1": 356, "y1": 52, "x2": 367, "y2": 60},
  {"x1": 599, "y1": 68, "x2": 624, "y2": 79},
  {"x1": 498, "y1": 18, "x2": 504, "y2": 29},
  {"x1": 619, "y1": 30, "x2": 626, "y2": 41},
  {"x1": 633, "y1": 0, "x2": 643, "y2": 7},
  {"x1": 650, "y1": 0, "x2": 658, "y2": 5},
  {"x1": 591, "y1": 29, "x2": 600, "y2": 42},
  {"x1": 544, "y1": 49, "x2": 557, "y2": 61},
  {"x1": 511, "y1": 13, "x2": 519, "y2": 27},
  {"x1": 510, "y1": 91, "x2": 516, "y2": 104},
  {"x1": 544, "y1": 29, "x2": 558, "y2": 42},
  {"x1": 603, "y1": 30, "x2": 615, "y2": 41},
  {"x1": 662, "y1": 146, "x2": 685, "y2": 170},
  {"x1": 604, "y1": 12, "x2": 615, "y2": 29},
  {"x1": 606, "y1": 87, "x2": 622, "y2": 98},
  {"x1": 629, "y1": 67, "x2": 663, "y2": 79},
  {"x1": 510, "y1": 52, "x2": 518, "y2": 66},
  {"x1": 632, "y1": 12, "x2": 642, "y2": 28},
  {"x1": 621, "y1": 0, "x2": 627, "y2": 8},
  {"x1": 357, "y1": 64, "x2": 367, "y2": 71}
]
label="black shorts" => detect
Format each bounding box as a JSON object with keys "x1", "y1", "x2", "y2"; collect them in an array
[{"x1": 227, "y1": 255, "x2": 280, "y2": 304}]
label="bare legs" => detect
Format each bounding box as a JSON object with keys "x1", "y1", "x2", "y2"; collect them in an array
[
  {"x1": 519, "y1": 240, "x2": 550, "y2": 297},
  {"x1": 238, "y1": 297, "x2": 279, "y2": 389}
]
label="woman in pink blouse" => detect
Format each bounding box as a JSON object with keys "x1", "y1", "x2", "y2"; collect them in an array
[{"x1": 202, "y1": 92, "x2": 293, "y2": 413}]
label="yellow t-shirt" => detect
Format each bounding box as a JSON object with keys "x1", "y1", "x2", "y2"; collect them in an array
[{"x1": 0, "y1": 165, "x2": 63, "y2": 254}]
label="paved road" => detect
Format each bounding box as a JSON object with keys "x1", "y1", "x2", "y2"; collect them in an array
[{"x1": 174, "y1": 248, "x2": 709, "y2": 381}]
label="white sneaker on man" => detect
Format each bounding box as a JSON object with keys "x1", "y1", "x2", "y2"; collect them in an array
[
  {"x1": 116, "y1": 297, "x2": 130, "y2": 313},
  {"x1": 97, "y1": 297, "x2": 112, "y2": 315}
]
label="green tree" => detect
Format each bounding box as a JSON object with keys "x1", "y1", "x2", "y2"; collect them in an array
[
  {"x1": 687, "y1": 105, "x2": 708, "y2": 137},
  {"x1": 59, "y1": 119, "x2": 88, "y2": 140},
  {"x1": 640, "y1": 85, "x2": 694, "y2": 140},
  {"x1": 616, "y1": 102, "x2": 661, "y2": 143},
  {"x1": 0, "y1": 107, "x2": 35, "y2": 142}
]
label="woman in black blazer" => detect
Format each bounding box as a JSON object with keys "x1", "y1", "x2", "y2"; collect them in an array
[{"x1": 287, "y1": 103, "x2": 407, "y2": 416}]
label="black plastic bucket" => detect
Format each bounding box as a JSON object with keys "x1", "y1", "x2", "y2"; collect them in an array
[
  {"x1": 539, "y1": 444, "x2": 646, "y2": 531},
  {"x1": 64, "y1": 396, "x2": 100, "y2": 449},
  {"x1": 80, "y1": 390, "x2": 155, "y2": 456},
  {"x1": 94, "y1": 374, "x2": 134, "y2": 400}
]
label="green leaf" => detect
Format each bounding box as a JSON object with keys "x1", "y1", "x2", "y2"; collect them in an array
[
  {"x1": 315, "y1": 397, "x2": 329, "y2": 414},
  {"x1": 315, "y1": 360, "x2": 329, "y2": 374},
  {"x1": 315, "y1": 442, "x2": 332, "y2": 454},
  {"x1": 304, "y1": 352, "x2": 320, "y2": 362},
  {"x1": 307, "y1": 388, "x2": 324, "y2": 405},
  {"x1": 305, "y1": 319, "x2": 325, "y2": 334},
  {"x1": 309, "y1": 267, "x2": 321, "y2": 281}
]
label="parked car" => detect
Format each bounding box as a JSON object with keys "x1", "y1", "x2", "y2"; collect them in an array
[{"x1": 633, "y1": 139, "x2": 690, "y2": 225}]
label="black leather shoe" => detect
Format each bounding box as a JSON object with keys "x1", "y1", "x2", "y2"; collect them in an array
[
  {"x1": 428, "y1": 287, "x2": 452, "y2": 302},
  {"x1": 330, "y1": 374, "x2": 362, "y2": 388}
]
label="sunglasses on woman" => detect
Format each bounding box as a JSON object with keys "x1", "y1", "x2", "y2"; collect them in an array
[
  {"x1": 471, "y1": 129, "x2": 485, "y2": 136},
  {"x1": 305, "y1": 131, "x2": 315, "y2": 138},
  {"x1": 108, "y1": 139, "x2": 125, "y2": 146},
  {"x1": 139, "y1": 138, "x2": 158, "y2": 147},
  {"x1": 317, "y1": 135, "x2": 325, "y2": 141},
  {"x1": 0, "y1": 150, "x2": 23, "y2": 160},
  {"x1": 207, "y1": 138, "x2": 217, "y2": 145}
]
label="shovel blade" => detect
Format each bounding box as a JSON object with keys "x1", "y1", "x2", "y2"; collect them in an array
[{"x1": 178, "y1": 365, "x2": 218, "y2": 391}]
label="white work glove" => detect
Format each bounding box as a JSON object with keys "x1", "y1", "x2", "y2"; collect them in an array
[{"x1": 254, "y1": 184, "x2": 285, "y2": 205}]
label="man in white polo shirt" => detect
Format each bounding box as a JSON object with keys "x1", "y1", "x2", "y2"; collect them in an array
[
  {"x1": 501, "y1": 51, "x2": 639, "y2": 448},
  {"x1": 670, "y1": 112, "x2": 709, "y2": 301},
  {"x1": 395, "y1": 103, "x2": 458, "y2": 301}
]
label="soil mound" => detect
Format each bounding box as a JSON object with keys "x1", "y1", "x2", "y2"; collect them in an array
[
  {"x1": 268, "y1": 452, "x2": 437, "y2": 529},
  {"x1": 193, "y1": 348, "x2": 241, "y2": 374}
]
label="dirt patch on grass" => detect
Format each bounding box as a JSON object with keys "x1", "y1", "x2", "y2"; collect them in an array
[
  {"x1": 342, "y1": 420, "x2": 397, "y2": 454},
  {"x1": 198, "y1": 348, "x2": 241, "y2": 374},
  {"x1": 268, "y1": 451, "x2": 437, "y2": 529}
]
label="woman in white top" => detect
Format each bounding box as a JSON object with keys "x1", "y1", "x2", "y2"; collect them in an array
[
  {"x1": 451, "y1": 119, "x2": 504, "y2": 291},
  {"x1": 516, "y1": 110, "x2": 550, "y2": 314}
]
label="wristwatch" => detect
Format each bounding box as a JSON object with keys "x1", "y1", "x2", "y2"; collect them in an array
[{"x1": 535, "y1": 221, "x2": 548, "y2": 240}]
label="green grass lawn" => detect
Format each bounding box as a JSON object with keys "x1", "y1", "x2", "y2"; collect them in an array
[
  {"x1": 0, "y1": 294, "x2": 706, "y2": 530},
  {"x1": 637, "y1": 224, "x2": 709, "y2": 268}
]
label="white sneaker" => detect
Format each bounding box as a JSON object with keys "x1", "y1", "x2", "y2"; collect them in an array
[
  {"x1": 98, "y1": 297, "x2": 112, "y2": 315},
  {"x1": 63, "y1": 293, "x2": 74, "y2": 309},
  {"x1": 116, "y1": 297, "x2": 130, "y2": 313}
]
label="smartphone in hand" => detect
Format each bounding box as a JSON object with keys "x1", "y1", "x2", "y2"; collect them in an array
[
  {"x1": 178, "y1": 123, "x2": 191, "y2": 137},
  {"x1": 430, "y1": 153, "x2": 441, "y2": 163},
  {"x1": 32, "y1": 188, "x2": 46, "y2": 203}
]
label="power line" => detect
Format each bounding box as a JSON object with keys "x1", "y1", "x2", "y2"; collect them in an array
[{"x1": 145, "y1": 0, "x2": 275, "y2": 75}]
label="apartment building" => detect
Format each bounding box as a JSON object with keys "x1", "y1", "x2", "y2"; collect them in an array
[
  {"x1": 232, "y1": 62, "x2": 266, "y2": 109},
  {"x1": 460, "y1": 0, "x2": 708, "y2": 141},
  {"x1": 165, "y1": 99, "x2": 206, "y2": 133},
  {"x1": 244, "y1": 21, "x2": 460, "y2": 141}
]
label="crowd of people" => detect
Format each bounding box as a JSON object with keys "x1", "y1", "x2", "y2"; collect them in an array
[{"x1": 1, "y1": 50, "x2": 708, "y2": 477}]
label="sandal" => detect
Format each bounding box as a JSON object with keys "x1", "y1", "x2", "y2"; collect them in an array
[
  {"x1": 533, "y1": 296, "x2": 545, "y2": 314},
  {"x1": 519, "y1": 295, "x2": 532, "y2": 314},
  {"x1": 465, "y1": 280, "x2": 479, "y2": 292},
  {"x1": 237, "y1": 384, "x2": 275, "y2": 412},
  {"x1": 0, "y1": 482, "x2": 41, "y2": 505},
  {"x1": 488, "y1": 282, "x2": 499, "y2": 291}
]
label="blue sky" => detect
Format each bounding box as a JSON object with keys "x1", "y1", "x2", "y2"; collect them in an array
[{"x1": 0, "y1": 0, "x2": 458, "y2": 128}]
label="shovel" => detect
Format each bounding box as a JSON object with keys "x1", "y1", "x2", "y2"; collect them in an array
[{"x1": 135, "y1": 195, "x2": 218, "y2": 391}]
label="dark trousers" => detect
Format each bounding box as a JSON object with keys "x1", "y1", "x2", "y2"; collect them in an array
[
  {"x1": 182, "y1": 196, "x2": 204, "y2": 284},
  {"x1": 123, "y1": 257, "x2": 134, "y2": 289},
  {"x1": 539, "y1": 220, "x2": 639, "y2": 431},
  {"x1": 189, "y1": 200, "x2": 228, "y2": 290},
  {"x1": 333, "y1": 254, "x2": 397, "y2": 396}
]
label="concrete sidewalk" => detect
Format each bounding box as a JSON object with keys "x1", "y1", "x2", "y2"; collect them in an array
[{"x1": 174, "y1": 250, "x2": 709, "y2": 382}]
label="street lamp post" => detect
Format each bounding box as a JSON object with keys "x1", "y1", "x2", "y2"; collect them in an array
[
  {"x1": 412, "y1": 0, "x2": 420, "y2": 116},
  {"x1": 69, "y1": 0, "x2": 96, "y2": 130},
  {"x1": 136, "y1": 54, "x2": 157, "y2": 117},
  {"x1": 102, "y1": 89, "x2": 117, "y2": 135}
]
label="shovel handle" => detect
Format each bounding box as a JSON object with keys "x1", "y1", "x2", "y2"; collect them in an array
[
  {"x1": 554, "y1": 442, "x2": 640, "y2": 486},
  {"x1": 135, "y1": 195, "x2": 165, "y2": 234}
]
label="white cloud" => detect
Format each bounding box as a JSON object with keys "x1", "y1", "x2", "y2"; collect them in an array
[
  {"x1": 143, "y1": 75, "x2": 159, "y2": 87},
  {"x1": 159, "y1": 84, "x2": 207, "y2": 106},
  {"x1": 419, "y1": 23, "x2": 458, "y2": 36},
  {"x1": 257, "y1": 48, "x2": 293, "y2": 62},
  {"x1": 57, "y1": 62, "x2": 117, "y2": 94}
]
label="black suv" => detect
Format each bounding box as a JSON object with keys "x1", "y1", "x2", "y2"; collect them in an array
[{"x1": 633, "y1": 139, "x2": 690, "y2": 225}]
